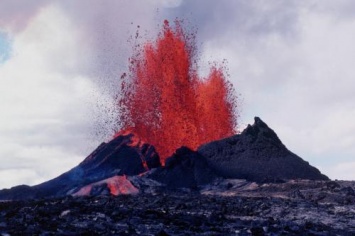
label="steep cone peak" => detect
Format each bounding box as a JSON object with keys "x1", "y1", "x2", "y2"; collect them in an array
[
  {"x1": 241, "y1": 116, "x2": 284, "y2": 147},
  {"x1": 198, "y1": 116, "x2": 329, "y2": 182},
  {"x1": 253, "y1": 117, "x2": 268, "y2": 128},
  {"x1": 244, "y1": 117, "x2": 270, "y2": 132}
]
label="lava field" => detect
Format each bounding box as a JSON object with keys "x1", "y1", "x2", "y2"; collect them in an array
[{"x1": 0, "y1": 184, "x2": 354, "y2": 235}]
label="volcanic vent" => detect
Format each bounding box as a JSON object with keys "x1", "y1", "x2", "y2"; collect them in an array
[{"x1": 117, "y1": 20, "x2": 238, "y2": 163}]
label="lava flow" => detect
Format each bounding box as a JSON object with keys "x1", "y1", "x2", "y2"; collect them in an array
[{"x1": 116, "y1": 20, "x2": 238, "y2": 163}]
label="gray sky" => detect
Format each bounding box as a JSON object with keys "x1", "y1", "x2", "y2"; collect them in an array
[{"x1": 0, "y1": 0, "x2": 354, "y2": 188}]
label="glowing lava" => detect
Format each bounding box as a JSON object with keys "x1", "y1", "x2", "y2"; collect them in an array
[
  {"x1": 72, "y1": 176, "x2": 139, "y2": 197},
  {"x1": 117, "y1": 20, "x2": 238, "y2": 163}
]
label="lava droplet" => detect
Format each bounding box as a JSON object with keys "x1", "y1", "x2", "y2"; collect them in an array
[{"x1": 117, "y1": 19, "x2": 238, "y2": 164}]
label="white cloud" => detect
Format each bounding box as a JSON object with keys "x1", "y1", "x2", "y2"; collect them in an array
[
  {"x1": 322, "y1": 161, "x2": 355, "y2": 180},
  {"x1": 0, "y1": 5, "x2": 98, "y2": 188},
  {"x1": 0, "y1": 1, "x2": 173, "y2": 189},
  {"x1": 0, "y1": 169, "x2": 40, "y2": 188},
  {"x1": 0, "y1": 145, "x2": 84, "y2": 188},
  {"x1": 0, "y1": 0, "x2": 48, "y2": 33}
]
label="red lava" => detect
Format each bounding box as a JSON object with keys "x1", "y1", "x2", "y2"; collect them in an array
[{"x1": 117, "y1": 20, "x2": 238, "y2": 164}]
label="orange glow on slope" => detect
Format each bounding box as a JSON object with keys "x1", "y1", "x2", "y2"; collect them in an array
[
  {"x1": 107, "y1": 176, "x2": 139, "y2": 196},
  {"x1": 117, "y1": 20, "x2": 238, "y2": 163},
  {"x1": 72, "y1": 176, "x2": 139, "y2": 196}
]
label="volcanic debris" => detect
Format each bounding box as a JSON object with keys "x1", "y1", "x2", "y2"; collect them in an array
[{"x1": 0, "y1": 117, "x2": 353, "y2": 235}]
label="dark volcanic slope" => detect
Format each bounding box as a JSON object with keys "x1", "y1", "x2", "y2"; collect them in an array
[
  {"x1": 0, "y1": 133, "x2": 160, "y2": 200},
  {"x1": 198, "y1": 117, "x2": 328, "y2": 182},
  {"x1": 1, "y1": 117, "x2": 330, "y2": 200},
  {"x1": 149, "y1": 147, "x2": 217, "y2": 188}
]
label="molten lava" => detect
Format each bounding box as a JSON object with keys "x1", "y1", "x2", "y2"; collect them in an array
[
  {"x1": 72, "y1": 176, "x2": 139, "y2": 197},
  {"x1": 117, "y1": 20, "x2": 238, "y2": 163}
]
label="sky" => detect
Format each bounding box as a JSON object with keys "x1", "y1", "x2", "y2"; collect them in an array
[{"x1": 0, "y1": 0, "x2": 355, "y2": 188}]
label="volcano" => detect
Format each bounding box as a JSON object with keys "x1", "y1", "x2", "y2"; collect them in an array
[
  {"x1": 1, "y1": 118, "x2": 353, "y2": 236},
  {"x1": 0, "y1": 117, "x2": 328, "y2": 200},
  {"x1": 0, "y1": 133, "x2": 160, "y2": 200}
]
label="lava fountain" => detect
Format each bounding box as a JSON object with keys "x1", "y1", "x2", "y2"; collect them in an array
[{"x1": 116, "y1": 20, "x2": 238, "y2": 163}]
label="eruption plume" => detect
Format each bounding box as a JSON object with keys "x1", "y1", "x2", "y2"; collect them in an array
[{"x1": 116, "y1": 20, "x2": 238, "y2": 163}]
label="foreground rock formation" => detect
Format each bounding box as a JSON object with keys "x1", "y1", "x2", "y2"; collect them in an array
[{"x1": 0, "y1": 179, "x2": 354, "y2": 235}]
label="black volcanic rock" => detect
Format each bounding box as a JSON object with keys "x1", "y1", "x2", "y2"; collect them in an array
[
  {"x1": 0, "y1": 185, "x2": 35, "y2": 200},
  {"x1": 0, "y1": 133, "x2": 160, "y2": 200},
  {"x1": 0, "y1": 117, "x2": 331, "y2": 200},
  {"x1": 1, "y1": 180, "x2": 354, "y2": 235},
  {"x1": 77, "y1": 133, "x2": 161, "y2": 178},
  {"x1": 198, "y1": 117, "x2": 329, "y2": 182},
  {"x1": 148, "y1": 146, "x2": 217, "y2": 188}
]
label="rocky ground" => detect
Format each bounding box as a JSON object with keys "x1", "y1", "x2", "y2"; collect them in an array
[
  {"x1": 1, "y1": 179, "x2": 354, "y2": 235},
  {"x1": 1, "y1": 118, "x2": 353, "y2": 235}
]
